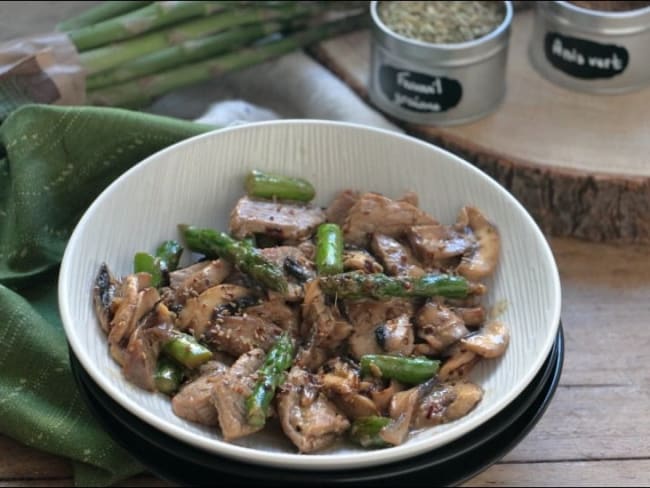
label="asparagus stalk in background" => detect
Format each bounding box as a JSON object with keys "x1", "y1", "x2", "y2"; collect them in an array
[
  {"x1": 87, "y1": 12, "x2": 369, "y2": 107},
  {"x1": 86, "y1": 20, "x2": 299, "y2": 90},
  {"x1": 350, "y1": 416, "x2": 391, "y2": 448},
  {"x1": 67, "y1": 1, "x2": 227, "y2": 51},
  {"x1": 79, "y1": 2, "x2": 331, "y2": 75},
  {"x1": 57, "y1": 1, "x2": 152, "y2": 31}
]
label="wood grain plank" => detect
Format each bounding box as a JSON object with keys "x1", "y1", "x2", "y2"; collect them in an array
[{"x1": 463, "y1": 460, "x2": 650, "y2": 487}]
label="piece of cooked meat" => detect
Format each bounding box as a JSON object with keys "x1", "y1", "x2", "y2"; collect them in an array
[
  {"x1": 325, "y1": 189, "x2": 360, "y2": 226},
  {"x1": 204, "y1": 314, "x2": 283, "y2": 356},
  {"x1": 122, "y1": 302, "x2": 175, "y2": 391},
  {"x1": 277, "y1": 366, "x2": 350, "y2": 453},
  {"x1": 171, "y1": 359, "x2": 229, "y2": 426},
  {"x1": 229, "y1": 196, "x2": 326, "y2": 242},
  {"x1": 415, "y1": 302, "x2": 470, "y2": 355},
  {"x1": 108, "y1": 274, "x2": 159, "y2": 367},
  {"x1": 319, "y1": 358, "x2": 379, "y2": 420},
  {"x1": 342, "y1": 193, "x2": 438, "y2": 246},
  {"x1": 212, "y1": 348, "x2": 266, "y2": 441},
  {"x1": 259, "y1": 246, "x2": 316, "y2": 301},
  {"x1": 412, "y1": 381, "x2": 483, "y2": 428},
  {"x1": 398, "y1": 191, "x2": 419, "y2": 207},
  {"x1": 370, "y1": 234, "x2": 424, "y2": 277},
  {"x1": 302, "y1": 280, "x2": 353, "y2": 350},
  {"x1": 345, "y1": 298, "x2": 414, "y2": 360}
]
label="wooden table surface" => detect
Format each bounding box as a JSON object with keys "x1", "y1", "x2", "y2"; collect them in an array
[{"x1": 2, "y1": 2, "x2": 650, "y2": 487}]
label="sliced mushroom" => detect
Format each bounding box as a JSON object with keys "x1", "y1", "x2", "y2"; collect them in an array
[
  {"x1": 178, "y1": 284, "x2": 251, "y2": 337},
  {"x1": 453, "y1": 306, "x2": 486, "y2": 327},
  {"x1": 460, "y1": 320, "x2": 509, "y2": 358},
  {"x1": 319, "y1": 358, "x2": 379, "y2": 419},
  {"x1": 456, "y1": 206, "x2": 500, "y2": 281},
  {"x1": 369, "y1": 380, "x2": 405, "y2": 414},
  {"x1": 438, "y1": 347, "x2": 480, "y2": 382},
  {"x1": 342, "y1": 248, "x2": 384, "y2": 274},
  {"x1": 167, "y1": 259, "x2": 232, "y2": 307},
  {"x1": 93, "y1": 263, "x2": 118, "y2": 333},
  {"x1": 370, "y1": 234, "x2": 424, "y2": 278},
  {"x1": 412, "y1": 381, "x2": 483, "y2": 428},
  {"x1": 375, "y1": 313, "x2": 414, "y2": 356},
  {"x1": 415, "y1": 302, "x2": 469, "y2": 355}
]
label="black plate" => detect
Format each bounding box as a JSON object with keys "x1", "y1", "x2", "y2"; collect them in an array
[{"x1": 71, "y1": 324, "x2": 563, "y2": 487}]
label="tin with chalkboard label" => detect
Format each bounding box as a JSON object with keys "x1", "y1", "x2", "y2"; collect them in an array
[
  {"x1": 369, "y1": 1, "x2": 513, "y2": 126},
  {"x1": 529, "y1": 1, "x2": 650, "y2": 94}
]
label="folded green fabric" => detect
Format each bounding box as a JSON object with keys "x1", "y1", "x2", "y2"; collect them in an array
[{"x1": 0, "y1": 104, "x2": 213, "y2": 485}]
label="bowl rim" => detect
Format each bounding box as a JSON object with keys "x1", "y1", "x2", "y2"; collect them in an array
[{"x1": 58, "y1": 119, "x2": 562, "y2": 470}]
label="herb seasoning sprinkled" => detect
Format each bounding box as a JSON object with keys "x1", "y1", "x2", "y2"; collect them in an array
[{"x1": 378, "y1": 1, "x2": 506, "y2": 44}]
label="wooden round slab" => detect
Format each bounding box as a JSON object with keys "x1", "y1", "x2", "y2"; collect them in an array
[{"x1": 313, "y1": 8, "x2": 650, "y2": 244}]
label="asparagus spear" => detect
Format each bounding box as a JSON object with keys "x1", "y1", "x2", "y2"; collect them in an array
[
  {"x1": 316, "y1": 223, "x2": 344, "y2": 276},
  {"x1": 57, "y1": 1, "x2": 152, "y2": 32},
  {"x1": 319, "y1": 271, "x2": 469, "y2": 300},
  {"x1": 87, "y1": 13, "x2": 369, "y2": 106},
  {"x1": 360, "y1": 354, "x2": 440, "y2": 384},
  {"x1": 80, "y1": 2, "x2": 328, "y2": 75},
  {"x1": 245, "y1": 332, "x2": 295, "y2": 428},
  {"x1": 154, "y1": 357, "x2": 184, "y2": 395},
  {"x1": 162, "y1": 333, "x2": 213, "y2": 369},
  {"x1": 155, "y1": 239, "x2": 183, "y2": 272},
  {"x1": 180, "y1": 225, "x2": 289, "y2": 293},
  {"x1": 244, "y1": 169, "x2": 316, "y2": 202},
  {"x1": 350, "y1": 416, "x2": 391, "y2": 448},
  {"x1": 134, "y1": 251, "x2": 165, "y2": 288},
  {"x1": 86, "y1": 20, "x2": 295, "y2": 90},
  {"x1": 68, "y1": 1, "x2": 227, "y2": 51}
]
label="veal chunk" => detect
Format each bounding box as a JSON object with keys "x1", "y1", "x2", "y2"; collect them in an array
[
  {"x1": 229, "y1": 196, "x2": 325, "y2": 242},
  {"x1": 212, "y1": 349, "x2": 266, "y2": 441},
  {"x1": 371, "y1": 234, "x2": 424, "y2": 277},
  {"x1": 343, "y1": 193, "x2": 437, "y2": 246},
  {"x1": 325, "y1": 189, "x2": 360, "y2": 226},
  {"x1": 277, "y1": 366, "x2": 350, "y2": 453}
]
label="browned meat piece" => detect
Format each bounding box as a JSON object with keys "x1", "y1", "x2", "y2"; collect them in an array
[
  {"x1": 295, "y1": 282, "x2": 353, "y2": 371},
  {"x1": 212, "y1": 348, "x2": 266, "y2": 441},
  {"x1": 407, "y1": 224, "x2": 473, "y2": 266},
  {"x1": 374, "y1": 314, "x2": 415, "y2": 356},
  {"x1": 205, "y1": 315, "x2": 283, "y2": 356},
  {"x1": 229, "y1": 196, "x2": 325, "y2": 242},
  {"x1": 93, "y1": 263, "x2": 118, "y2": 333},
  {"x1": 319, "y1": 358, "x2": 379, "y2": 420},
  {"x1": 460, "y1": 320, "x2": 509, "y2": 358},
  {"x1": 245, "y1": 298, "x2": 299, "y2": 335},
  {"x1": 178, "y1": 284, "x2": 251, "y2": 338},
  {"x1": 166, "y1": 259, "x2": 232, "y2": 307},
  {"x1": 398, "y1": 191, "x2": 419, "y2": 207},
  {"x1": 412, "y1": 381, "x2": 483, "y2": 428},
  {"x1": 342, "y1": 193, "x2": 438, "y2": 246},
  {"x1": 277, "y1": 366, "x2": 350, "y2": 453},
  {"x1": 122, "y1": 302, "x2": 175, "y2": 391},
  {"x1": 415, "y1": 302, "x2": 469, "y2": 355},
  {"x1": 108, "y1": 274, "x2": 159, "y2": 367},
  {"x1": 342, "y1": 249, "x2": 384, "y2": 274},
  {"x1": 345, "y1": 298, "x2": 414, "y2": 360},
  {"x1": 171, "y1": 359, "x2": 229, "y2": 426},
  {"x1": 370, "y1": 234, "x2": 424, "y2": 277},
  {"x1": 325, "y1": 189, "x2": 360, "y2": 226},
  {"x1": 456, "y1": 206, "x2": 500, "y2": 281}
]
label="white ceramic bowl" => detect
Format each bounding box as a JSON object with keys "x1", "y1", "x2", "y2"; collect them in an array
[{"x1": 59, "y1": 120, "x2": 561, "y2": 471}]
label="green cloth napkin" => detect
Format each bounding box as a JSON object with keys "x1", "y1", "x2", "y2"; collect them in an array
[{"x1": 0, "y1": 104, "x2": 213, "y2": 486}]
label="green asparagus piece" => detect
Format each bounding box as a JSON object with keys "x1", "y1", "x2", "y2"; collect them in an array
[
  {"x1": 245, "y1": 332, "x2": 295, "y2": 428},
  {"x1": 134, "y1": 251, "x2": 164, "y2": 288},
  {"x1": 68, "y1": 1, "x2": 227, "y2": 51},
  {"x1": 86, "y1": 20, "x2": 295, "y2": 90},
  {"x1": 316, "y1": 223, "x2": 344, "y2": 276},
  {"x1": 180, "y1": 225, "x2": 289, "y2": 293},
  {"x1": 80, "y1": 2, "x2": 327, "y2": 75},
  {"x1": 350, "y1": 416, "x2": 391, "y2": 448},
  {"x1": 154, "y1": 357, "x2": 184, "y2": 395},
  {"x1": 360, "y1": 354, "x2": 440, "y2": 384},
  {"x1": 319, "y1": 271, "x2": 469, "y2": 300},
  {"x1": 87, "y1": 13, "x2": 369, "y2": 106},
  {"x1": 162, "y1": 333, "x2": 213, "y2": 369},
  {"x1": 57, "y1": 1, "x2": 152, "y2": 32},
  {"x1": 244, "y1": 169, "x2": 316, "y2": 202},
  {"x1": 155, "y1": 239, "x2": 183, "y2": 272}
]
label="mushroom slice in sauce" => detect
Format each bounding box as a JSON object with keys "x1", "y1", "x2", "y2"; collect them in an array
[
  {"x1": 93, "y1": 263, "x2": 118, "y2": 333},
  {"x1": 460, "y1": 320, "x2": 509, "y2": 358},
  {"x1": 456, "y1": 206, "x2": 500, "y2": 281}
]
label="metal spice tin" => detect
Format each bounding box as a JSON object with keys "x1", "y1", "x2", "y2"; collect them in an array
[
  {"x1": 529, "y1": 1, "x2": 650, "y2": 94},
  {"x1": 368, "y1": 1, "x2": 514, "y2": 126}
]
